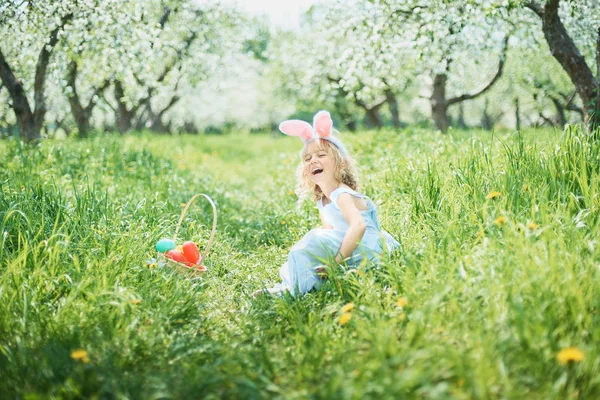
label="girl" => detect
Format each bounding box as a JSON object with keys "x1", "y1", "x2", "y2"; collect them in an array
[{"x1": 255, "y1": 110, "x2": 399, "y2": 297}]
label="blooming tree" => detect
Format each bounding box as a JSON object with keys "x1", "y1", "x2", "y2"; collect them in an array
[
  {"x1": 515, "y1": 0, "x2": 600, "y2": 130},
  {"x1": 0, "y1": 0, "x2": 244, "y2": 139},
  {"x1": 0, "y1": 1, "x2": 79, "y2": 141}
]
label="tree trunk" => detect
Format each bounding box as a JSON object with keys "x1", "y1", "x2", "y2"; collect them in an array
[
  {"x1": 114, "y1": 80, "x2": 135, "y2": 133},
  {"x1": 432, "y1": 37, "x2": 508, "y2": 132},
  {"x1": 333, "y1": 87, "x2": 356, "y2": 131},
  {"x1": 0, "y1": 13, "x2": 72, "y2": 142},
  {"x1": 66, "y1": 60, "x2": 110, "y2": 137},
  {"x1": 431, "y1": 74, "x2": 450, "y2": 132},
  {"x1": 549, "y1": 96, "x2": 566, "y2": 127},
  {"x1": 481, "y1": 98, "x2": 493, "y2": 130},
  {"x1": 526, "y1": 1, "x2": 599, "y2": 130},
  {"x1": 385, "y1": 88, "x2": 401, "y2": 128},
  {"x1": 67, "y1": 61, "x2": 91, "y2": 136},
  {"x1": 456, "y1": 102, "x2": 467, "y2": 129},
  {"x1": 0, "y1": 48, "x2": 36, "y2": 140},
  {"x1": 514, "y1": 97, "x2": 521, "y2": 131},
  {"x1": 364, "y1": 106, "x2": 383, "y2": 128},
  {"x1": 150, "y1": 95, "x2": 180, "y2": 133}
]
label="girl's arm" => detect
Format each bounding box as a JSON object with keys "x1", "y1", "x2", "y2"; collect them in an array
[
  {"x1": 335, "y1": 193, "x2": 366, "y2": 263},
  {"x1": 320, "y1": 211, "x2": 333, "y2": 230}
]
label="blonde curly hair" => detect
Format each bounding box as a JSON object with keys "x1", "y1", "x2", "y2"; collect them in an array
[{"x1": 295, "y1": 139, "x2": 359, "y2": 202}]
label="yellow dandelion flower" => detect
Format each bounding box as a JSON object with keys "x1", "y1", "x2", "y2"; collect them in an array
[
  {"x1": 341, "y1": 302, "x2": 355, "y2": 313},
  {"x1": 176, "y1": 245, "x2": 183, "y2": 252},
  {"x1": 495, "y1": 216, "x2": 508, "y2": 226},
  {"x1": 71, "y1": 349, "x2": 90, "y2": 363},
  {"x1": 281, "y1": 221, "x2": 286, "y2": 225},
  {"x1": 557, "y1": 347, "x2": 584, "y2": 365},
  {"x1": 397, "y1": 297, "x2": 408, "y2": 308},
  {"x1": 130, "y1": 299, "x2": 142, "y2": 305},
  {"x1": 486, "y1": 191, "x2": 502, "y2": 199},
  {"x1": 399, "y1": 313, "x2": 406, "y2": 321},
  {"x1": 528, "y1": 222, "x2": 539, "y2": 230},
  {"x1": 288, "y1": 190, "x2": 295, "y2": 195},
  {"x1": 339, "y1": 312, "x2": 352, "y2": 326},
  {"x1": 523, "y1": 184, "x2": 530, "y2": 192}
]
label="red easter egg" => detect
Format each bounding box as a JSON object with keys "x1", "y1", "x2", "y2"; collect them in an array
[
  {"x1": 182, "y1": 241, "x2": 201, "y2": 264},
  {"x1": 165, "y1": 249, "x2": 187, "y2": 264}
]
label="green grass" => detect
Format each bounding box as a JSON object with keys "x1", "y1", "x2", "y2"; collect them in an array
[{"x1": 1, "y1": 126, "x2": 599, "y2": 399}]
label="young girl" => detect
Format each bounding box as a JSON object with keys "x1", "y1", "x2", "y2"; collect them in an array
[{"x1": 255, "y1": 110, "x2": 399, "y2": 296}]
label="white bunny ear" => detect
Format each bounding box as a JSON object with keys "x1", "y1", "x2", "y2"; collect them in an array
[
  {"x1": 313, "y1": 111, "x2": 332, "y2": 138},
  {"x1": 279, "y1": 120, "x2": 314, "y2": 142}
]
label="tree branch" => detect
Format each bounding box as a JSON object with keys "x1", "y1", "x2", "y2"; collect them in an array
[
  {"x1": 100, "y1": 92, "x2": 116, "y2": 112},
  {"x1": 156, "y1": 95, "x2": 180, "y2": 121},
  {"x1": 558, "y1": 90, "x2": 583, "y2": 116},
  {"x1": 539, "y1": 111, "x2": 557, "y2": 126},
  {"x1": 158, "y1": 6, "x2": 171, "y2": 28},
  {"x1": 66, "y1": 60, "x2": 81, "y2": 108},
  {"x1": 524, "y1": 1, "x2": 544, "y2": 18},
  {"x1": 86, "y1": 79, "x2": 111, "y2": 111},
  {"x1": 0, "y1": 45, "x2": 35, "y2": 135},
  {"x1": 156, "y1": 32, "x2": 197, "y2": 84},
  {"x1": 447, "y1": 36, "x2": 508, "y2": 106},
  {"x1": 132, "y1": 72, "x2": 145, "y2": 87},
  {"x1": 33, "y1": 12, "x2": 74, "y2": 132},
  {"x1": 392, "y1": 5, "x2": 421, "y2": 17}
]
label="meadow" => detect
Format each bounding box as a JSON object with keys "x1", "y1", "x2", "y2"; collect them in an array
[{"x1": 1, "y1": 126, "x2": 599, "y2": 399}]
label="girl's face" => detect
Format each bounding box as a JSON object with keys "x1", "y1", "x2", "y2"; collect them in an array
[{"x1": 302, "y1": 140, "x2": 337, "y2": 185}]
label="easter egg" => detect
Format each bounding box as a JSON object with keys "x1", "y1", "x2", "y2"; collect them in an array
[
  {"x1": 156, "y1": 238, "x2": 176, "y2": 253},
  {"x1": 165, "y1": 249, "x2": 187, "y2": 264},
  {"x1": 182, "y1": 241, "x2": 201, "y2": 264}
]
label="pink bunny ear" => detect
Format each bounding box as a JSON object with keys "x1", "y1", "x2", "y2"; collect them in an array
[
  {"x1": 313, "y1": 111, "x2": 333, "y2": 138},
  {"x1": 279, "y1": 120, "x2": 314, "y2": 142}
]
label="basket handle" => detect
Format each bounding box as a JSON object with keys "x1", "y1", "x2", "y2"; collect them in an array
[{"x1": 173, "y1": 193, "x2": 217, "y2": 260}]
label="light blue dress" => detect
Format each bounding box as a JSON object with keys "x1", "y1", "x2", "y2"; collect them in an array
[{"x1": 273, "y1": 187, "x2": 400, "y2": 295}]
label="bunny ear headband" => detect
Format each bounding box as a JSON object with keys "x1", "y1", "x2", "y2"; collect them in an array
[{"x1": 279, "y1": 110, "x2": 348, "y2": 156}]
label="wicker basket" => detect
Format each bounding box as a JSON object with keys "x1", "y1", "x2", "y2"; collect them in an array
[{"x1": 161, "y1": 193, "x2": 217, "y2": 274}]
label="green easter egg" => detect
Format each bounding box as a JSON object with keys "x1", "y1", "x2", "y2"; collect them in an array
[{"x1": 156, "y1": 238, "x2": 176, "y2": 252}]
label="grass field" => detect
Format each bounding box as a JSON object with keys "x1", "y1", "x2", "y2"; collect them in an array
[{"x1": 1, "y1": 126, "x2": 599, "y2": 398}]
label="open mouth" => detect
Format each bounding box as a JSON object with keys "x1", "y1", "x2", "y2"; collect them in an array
[{"x1": 311, "y1": 168, "x2": 324, "y2": 176}]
